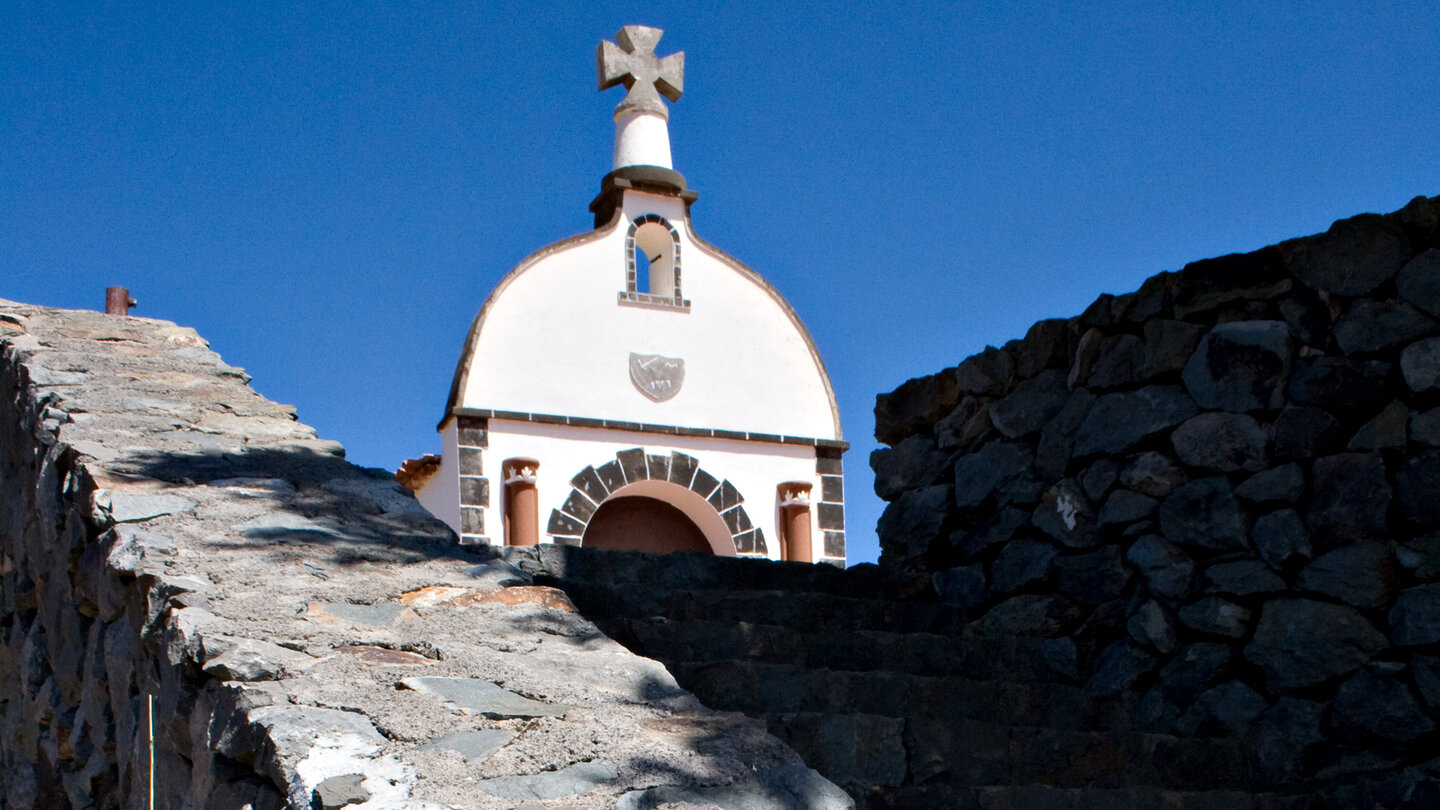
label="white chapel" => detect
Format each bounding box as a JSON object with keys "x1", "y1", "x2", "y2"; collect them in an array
[{"x1": 403, "y1": 26, "x2": 846, "y2": 565}]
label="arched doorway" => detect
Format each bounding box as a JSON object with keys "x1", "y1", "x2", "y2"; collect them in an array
[{"x1": 582, "y1": 495, "x2": 712, "y2": 554}]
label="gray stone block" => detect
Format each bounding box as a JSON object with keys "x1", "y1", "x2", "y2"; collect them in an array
[
  {"x1": 1073, "y1": 385, "x2": 1197, "y2": 458},
  {"x1": 1159, "y1": 478, "x2": 1247, "y2": 551},
  {"x1": 1171, "y1": 412, "x2": 1269, "y2": 473},
  {"x1": 1287, "y1": 215, "x2": 1412, "y2": 296},
  {"x1": 399, "y1": 677, "x2": 570, "y2": 718},
  {"x1": 990, "y1": 369, "x2": 1069, "y2": 437},
  {"x1": 1233, "y1": 463, "x2": 1304, "y2": 505},
  {"x1": 1330, "y1": 668, "x2": 1435, "y2": 743},
  {"x1": 1181, "y1": 321, "x2": 1291, "y2": 412},
  {"x1": 1390, "y1": 583, "x2": 1440, "y2": 646},
  {"x1": 1308, "y1": 452, "x2": 1392, "y2": 541},
  {"x1": 1245, "y1": 599, "x2": 1388, "y2": 692},
  {"x1": 1296, "y1": 541, "x2": 1396, "y2": 609},
  {"x1": 1118, "y1": 452, "x2": 1187, "y2": 499}
]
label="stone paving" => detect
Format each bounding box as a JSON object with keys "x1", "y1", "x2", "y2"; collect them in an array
[{"x1": 0, "y1": 298, "x2": 850, "y2": 809}]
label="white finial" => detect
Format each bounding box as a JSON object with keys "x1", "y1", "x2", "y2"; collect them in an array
[{"x1": 597, "y1": 26, "x2": 684, "y2": 171}]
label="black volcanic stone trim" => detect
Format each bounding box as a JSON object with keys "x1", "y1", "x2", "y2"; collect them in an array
[
  {"x1": 734, "y1": 529, "x2": 758, "y2": 554},
  {"x1": 571, "y1": 466, "x2": 610, "y2": 504},
  {"x1": 817, "y1": 503, "x2": 845, "y2": 531},
  {"x1": 617, "y1": 448, "x2": 647, "y2": 483},
  {"x1": 824, "y1": 530, "x2": 846, "y2": 558},
  {"x1": 553, "y1": 535, "x2": 583, "y2": 547},
  {"x1": 597, "y1": 461, "x2": 626, "y2": 493},
  {"x1": 669, "y1": 452, "x2": 699, "y2": 488},
  {"x1": 708, "y1": 480, "x2": 742, "y2": 512},
  {"x1": 816, "y1": 455, "x2": 843, "y2": 475},
  {"x1": 460, "y1": 506, "x2": 485, "y2": 535},
  {"x1": 752, "y1": 528, "x2": 768, "y2": 554},
  {"x1": 721, "y1": 505, "x2": 753, "y2": 535},
  {"x1": 691, "y1": 469, "x2": 720, "y2": 499},
  {"x1": 562, "y1": 490, "x2": 597, "y2": 522},
  {"x1": 458, "y1": 534, "x2": 490, "y2": 547},
  {"x1": 617, "y1": 292, "x2": 691, "y2": 311},
  {"x1": 448, "y1": 407, "x2": 848, "y2": 449},
  {"x1": 458, "y1": 446, "x2": 483, "y2": 476},
  {"x1": 547, "y1": 510, "x2": 585, "y2": 537},
  {"x1": 821, "y1": 475, "x2": 844, "y2": 503},
  {"x1": 459, "y1": 476, "x2": 489, "y2": 508},
  {"x1": 456, "y1": 417, "x2": 488, "y2": 449},
  {"x1": 646, "y1": 454, "x2": 670, "y2": 482}
]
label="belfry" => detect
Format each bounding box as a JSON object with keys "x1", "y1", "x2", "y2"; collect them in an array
[{"x1": 403, "y1": 26, "x2": 846, "y2": 564}]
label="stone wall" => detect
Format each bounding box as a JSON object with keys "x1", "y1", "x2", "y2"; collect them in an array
[
  {"x1": 0, "y1": 299, "x2": 849, "y2": 809},
  {"x1": 872, "y1": 195, "x2": 1440, "y2": 798}
]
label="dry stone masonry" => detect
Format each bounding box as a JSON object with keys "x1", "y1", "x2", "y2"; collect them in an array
[
  {"x1": 872, "y1": 194, "x2": 1440, "y2": 806},
  {"x1": 0, "y1": 299, "x2": 850, "y2": 809}
]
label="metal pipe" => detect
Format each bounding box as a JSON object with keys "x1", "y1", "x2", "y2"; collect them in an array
[{"x1": 105, "y1": 287, "x2": 137, "y2": 316}]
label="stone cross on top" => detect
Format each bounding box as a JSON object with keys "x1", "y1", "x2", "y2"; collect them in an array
[{"x1": 597, "y1": 26, "x2": 684, "y2": 119}]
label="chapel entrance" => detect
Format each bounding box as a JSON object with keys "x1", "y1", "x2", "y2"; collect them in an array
[{"x1": 581, "y1": 495, "x2": 713, "y2": 555}]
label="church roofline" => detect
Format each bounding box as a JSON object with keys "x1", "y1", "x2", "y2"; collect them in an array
[{"x1": 439, "y1": 406, "x2": 848, "y2": 451}]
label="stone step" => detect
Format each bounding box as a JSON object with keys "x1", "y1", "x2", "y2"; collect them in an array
[
  {"x1": 557, "y1": 583, "x2": 968, "y2": 635},
  {"x1": 619, "y1": 616, "x2": 1074, "y2": 684},
  {"x1": 855, "y1": 784, "x2": 1314, "y2": 810},
  {"x1": 764, "y1": 712, "x2": 1259, "y2": 793},
  {"x1": 669, "y1": 661, "x2": 1140, "y2": 735},
  {"x1": 513, "y1": 544, "x2": 879, "y2": 598}
]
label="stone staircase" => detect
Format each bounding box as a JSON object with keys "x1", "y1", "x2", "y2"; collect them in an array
[{"x1": 508, "y1": 546, "x2": 1314, "y2": 809}]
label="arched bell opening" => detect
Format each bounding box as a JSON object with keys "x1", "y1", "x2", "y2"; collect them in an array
[{"x1": 582, "y1": 479, "x2": 735, "y2": 556}]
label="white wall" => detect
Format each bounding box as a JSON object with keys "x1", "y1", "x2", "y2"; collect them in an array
[
  {"x1": 476, "y1": 418, "x2": 826, "y2": 561},
  {"x1": 454, "y1": 190, "x2": 841, "y2": 441},
  {"x1": 414, "y1": 419, "x2": 461, "y2": 530}
]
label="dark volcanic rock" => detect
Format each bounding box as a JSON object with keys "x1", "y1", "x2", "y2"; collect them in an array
[
  {"x1": 1178, "y1": 597, "x2": 1251, "y2": 639},
  {"x1": 875, "y1": 371, "x2": 960, "y2": 445},
  {"x1": 1348, "y1": 401, "x2": 1409, "y2": 451},
  {"x1": 976, "y1": 594, "x2": 1082, "y2": 637},
  {"x1": 1288, "y1": 356, "x2": 1393, "y2": 418},
  {"x1": 1126, "y1": 535, "x2": 1196, "y2": 601},
  {"x1": 1334, "y1": 299, "x2": 1438, "y2": 354},
  {"x1": 1234, "y1": 463, "x2": 1305, "y2": 506},
  {"x1": 1159, "y1": 478, "x2": 1247, "y2": 551},
  {"x1": 954, "y1": 346, "x2": 1016, "y2": 397},
  {"x1": 1252, "y1": 509, "x2": 1314, "y2": 571},
  {"x1": 1411, "y1": 407, "x2": 1440, "y2": 447},
  {"x1": 876, "y1": 485, "x2": 952, "y2": 562},
  {"x1": 1053, "y1": 546, "x2": 1128, "y2": 605},
  {"x1": 988, "y1": 369, "x2": 1069, "y2": 438},
  {"x1": 1119, "y1": 452, "x2": 1188, "y2": 498},
  {"x1": 1397, "y1": 533, "x2": 1440, "y2": 579},
  {"x1": 1296, "y1": 541, "x2": 1397, "y2": 610},
  {"x1": 1174, "y1": 681, "x2": 1268, "y2": 737},
  {"x1": 1085, "y1": 334, "x2": 1146, "y2": 390},
  {"x1": 1308, "y1": 453, "x2": 1391, "y2": 541},
  {"x1": 1073, "y1": 385, "x2": 1198, "y2": 458},
  {"x1": 1245, "y1": 599, "x2": 1389, "y2": 692},
  {"x1": 1397, "y1": 450, "x2": 1440, "y2": 526},
  {"x1": 1274, "y1": 406, "x2": 1343, "y2": 460},
  {"x1": 1097, "y1": 490, "x2": 1158, "y2": 527},
  {"x1": 931, "y1": 564, "x2": 989, "y2": 612},
  {"x1": 1287, "y1": 214, "x2": 1413, "y2": 296},
  {"x1": 1171, "y1": 412, "x2": 1270, "y2": 473},
  {"x1": 870, "y1": 435, "x2": 951, "y2": 500},
  {"x1": 1389, "y1": 583, "x2": 1440, "y2": 647},
  {"x1": 1413, "y1": 655, "x2": 1440, "y2": 713},
  {"x1": 1079, "y1": 459, "x2": 1119, "y2": 502},
  {"x1": 1159, "y1": 643, "x2": 1233, "y2": 702},
  {"x1": 1084, "y1": 641, "x2": 1156, "y2": 698},
  {"x1": 1181, "y1": 321, "x2": 1292, "y2": 412},
  {"x1": 1015, "y1": 318, "x2": 1073, "y2": 378},
  {"x1": 1126, "y1": 600, "x2": 1177, "y2": 654},
  {"x1": 952, "y1": 507, "x2": 1032, "y2": 559},
  {"x1": 952, "y1": 443, "x2": 1040, "y2": 511},
  {"x1": 1254, "y1": 698, "x2": 1326, "y2": 787},
  {"x1": 1401, "y1": 337, "x2": 1440, "y2": 392},
  {"x1": 1398, "y1": 248, "x2": 1440, "y2": 318},
  {"x1": 1031, "y1": 479, "x2": 1097, "y2": 549},
  {"x1": 1204, "y1": 560, "x2": 1285, "y2": 596},
  {"x1": 990, "y1": 537, "x2": 1057, "y2": 593},
  {"x1": 1142, "y1": 319, "x2": 1207, "y2": 377},
  {"x1": 1330, "y1": 669, "x2": 1436, "y2": 744},
  {"x1": 1035, "y1": 388, "x2": 1096, "y2": 482},
  {"x1": 1171, "y1": 247, "x2": 1291, "y2": 319},
  {"x1": 933, "y1": 396, "x2": 980, "y2": 450}
]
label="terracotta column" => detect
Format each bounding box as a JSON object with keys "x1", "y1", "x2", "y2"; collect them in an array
[
  {"x1": 778, "y1": 482, "x2": 814, "y2": 563},
  {"x1": 105, "y1": 287, "x2": 136, "y2": 316},
  {"x1": 503, "y1": 458, "x2": 540, "y2": 547}
]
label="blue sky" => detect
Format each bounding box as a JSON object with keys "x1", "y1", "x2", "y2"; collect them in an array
[{"x1": 3, "y1": 2, "x2": 1437, "y2": 565}]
